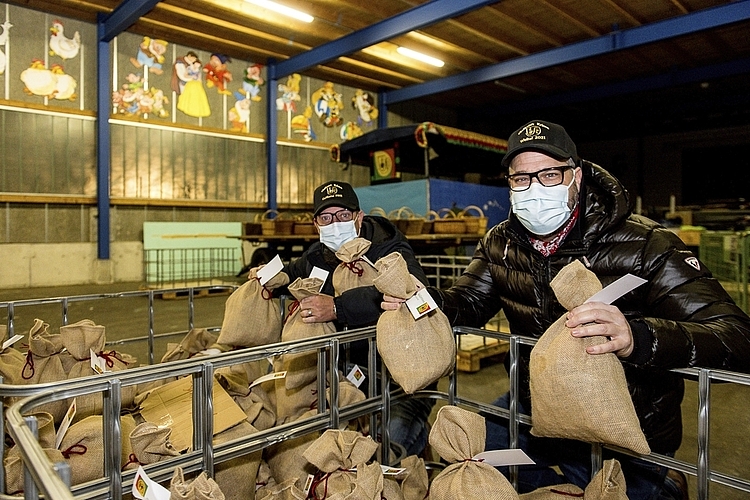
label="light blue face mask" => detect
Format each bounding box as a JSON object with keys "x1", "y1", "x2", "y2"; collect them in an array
[
  {"x1": 318, "y1": 220, "x2": 358, "y2": 251},
  {"x1": 510, "y1": 178, "x2": 574, "y2": 236}
]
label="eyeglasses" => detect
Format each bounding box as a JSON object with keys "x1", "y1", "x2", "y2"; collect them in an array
[
  {"x1": 315, "y1": 209, "x2": 355, "y2": 226},
  {"x1": 507, "y1": 165, "x2": 573, "y2": 192}
]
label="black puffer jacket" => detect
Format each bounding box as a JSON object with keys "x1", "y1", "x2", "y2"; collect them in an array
[
  {"x1": 434, "y1": 160, "x2": 750, "y2": 453},
  {"x1": 283, "y1": 215, "x2": 428, "y2": 329}
]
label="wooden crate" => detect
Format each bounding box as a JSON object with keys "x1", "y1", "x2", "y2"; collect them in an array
[{"x1": 456, "y1": 334, "x2": 509, "y2": 372}]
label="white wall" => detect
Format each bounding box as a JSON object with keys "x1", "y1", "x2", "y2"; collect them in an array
[{"x1": 0, "y1": 241, "x2": 143, "y2": 288}]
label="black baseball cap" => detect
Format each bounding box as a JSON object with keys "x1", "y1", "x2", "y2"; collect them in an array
[
  {"x1": 501, "y1": 120, "x2": 578, "y2": 168},
  {"x1": 313, "y1": 181, "x2": 360, "y2": 216}
]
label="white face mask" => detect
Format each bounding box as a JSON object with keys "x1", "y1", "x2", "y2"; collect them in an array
[
  {"x1": 510, "y1": 178, "x2": 575, "y2": 236},
  {"x1": 318, "y1": 220, "x2": 358, "y2": 251}
]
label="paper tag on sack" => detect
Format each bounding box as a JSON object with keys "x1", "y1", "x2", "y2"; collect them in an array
[
  {"x1": 405, "y1": 288, "x2": 439, "y2": 320},
  {"x1": 249, "y1": 370, "x2": 287, "y2": 389},
  {"x1": 346, "y1": 364, "x2": 365, "y2": 388},
  {"x1": 585, "y1": 273, "x2": 647, "y2": 305},
  {"x1": 472, "y1": 449, "x2": 535, "y2": 467},
  {"x1": 90, "y1": 349, "x2": 110, "y2": 374},
  {"x1": 381, "y1": 465, "x2": 407, "y2": 476},
  {"x1": 133, "y1": 466, "x2": 171, "y2": 500},
  {"x1": 257, "y1": 255, "x2": 284, "y2": 286},
  {"x1": 55, "y1": 399, "x2": 76, "y2": 449},
  {"x1": 309, "y1": 266, "x2": 330, "y2": 289},
  {"x1": 302, "y1": 474, "x2": 315, "y2": 496},
  {"x1": 2, "y1": 334, "x2": 24, "y2": 350}
]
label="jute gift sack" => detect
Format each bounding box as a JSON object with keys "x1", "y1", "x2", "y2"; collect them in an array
[
  {"x1": 529, "y1": 260, "x2": 650, "y2": 455},
  {"x1": 213, "y1": 420, "x2": 262, "y2": 500},
  {"x1": 255, "y1": 477, "x2": 307, "y2": 500},
  {"x1": 332, "y1": 237, "x2": 377, "y2": 295},
  {"x1": 583, "y1": 459, "x2": 627, "y2": 500},
  {"x1": 170, "y1": 467, "x2": 225, "y2": 500},
  {"x1": 1, "y1": 325, "x2": 29, "y2": 386},
  {"x1": 58, "y1": 414, "x2": 137, "y2": 486},
  {"x1": 381, "y1": 455, "x2": 429, "y2": 500},
  {"x1": 519, "y1": 483, "x2": 585, "y2": 499},
  {"x1": 218, "y1": 269, "x2": 289, "y2": 347},
  {"x1": 20, "y1": 319, "x2": 69, "y2": 423},
  {"x1": 429, "y1": 405, "x2": 519, "y2": 500},
  {"x1": 128, "y1": 422, "x2": 181, "y2": 466},
  {"x1": 161, "y1": 328, "x2": 220, "y2": 364},
  {"x1": 4, "y1": 447, "x2": 65, "y2": 495},
  {"x1": 373, "y1": 252, "x2": 455, "y2": 393}
]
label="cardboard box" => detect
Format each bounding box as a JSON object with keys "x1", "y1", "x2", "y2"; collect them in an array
[{"x1": 139, "y1": 376, "x2": 247, "y2": 452}]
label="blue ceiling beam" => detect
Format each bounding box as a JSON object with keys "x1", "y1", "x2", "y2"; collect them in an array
[
  {"x1": 489, "y1": 57, "x2": 750, "y2": 115},
  {"x1": 99, "y1": 0, "x2": 161, "y2": 42},
  {"x1": 275, "y1": 0, "x2": 498, "y2": 79},
  {"x1": 384, "y1": 0, "x2": 750, "y2": 105}
]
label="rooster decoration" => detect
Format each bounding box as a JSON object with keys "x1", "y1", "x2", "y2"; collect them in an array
[{"x1": 49, "y1": 20, "x2": 80, "y2": 60}]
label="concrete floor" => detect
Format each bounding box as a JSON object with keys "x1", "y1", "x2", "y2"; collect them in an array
[{"x1": 2, "y1": 281, "x2": 749, "y2": 499}]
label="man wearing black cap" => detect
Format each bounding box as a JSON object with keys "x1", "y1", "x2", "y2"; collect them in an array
[
  {"x1": 386, "y1": 120, "x2": 750, "y2": 498},
  {"x1": 280, "y1": 180, "x2": 434, "y2": 457}
]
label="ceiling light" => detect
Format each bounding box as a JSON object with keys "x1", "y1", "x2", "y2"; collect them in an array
[
  {"x1": 396, "y1": 46, "x2": 444, "y2": 67},
  {"x1": 247, "y1": 0, "x2": 314, "y2": 23}
]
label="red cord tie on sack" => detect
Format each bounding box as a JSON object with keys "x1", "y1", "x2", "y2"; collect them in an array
[
  {"x1": 97, "y1": 350, "x2": 129, "y2": 368},
  {"x1": 255, "y1": 276, "x2": 274, "y2": 300},
  {"x1": 61, "y1": 442, "x2": 88, "y2": 458},
  {"x1": 122, "y1": 453, "x2": 139, "y2": 471},
  {"x1": 285, "y1": 300, "x2": 300, "y2": 324},
  {"x1": 21, "y1": 351, "x2": 35, "y2": 380},
  {"x1": 342, "y1": 260, "x2": 365, "y2": 277}
]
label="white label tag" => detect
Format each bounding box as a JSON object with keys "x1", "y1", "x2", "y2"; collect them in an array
[
  {"x1": 2, "y1": 334, "x2": 24, "y2": 350},
  {"x1": 249, "y1": 370, "x2": 286, "y2": 389},
  {"x1": 257, "y1": 255, "x2": 284, "y2": 286},
  {"x1": 345, "y1": 364, "x2": 365, "y2": 388},
  {"x1": 132, "y1": 465, "x2": 171, "y2": 500},
  {"x1": 55, "y1": 399, "x2": 77, "y2": 449},
  {"x1": 309, "y1": 266, "x2": 330, "y2": 289},
  {"x1": 90, "y1": 349, "x2": 109, "y2": 374},
  {"x1": 585, "y1": 273, "x2": 647, "y2": 305},
  {"x1": 405, "y1": 288, "x2": 439, "y2": 320},
  {"x1": 472, "y1": 449, "x2": 535, "y2": 467},
  {"x1": 381, "y1": 465, "x2": 407, "y2": 475},
  {"x1": 302, "y1": 474, "x2": 315, "y2": 496}
]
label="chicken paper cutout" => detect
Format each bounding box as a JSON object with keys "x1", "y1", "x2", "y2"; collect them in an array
[
  {"x1": 20, "y1": 60, "x2": 77, "y2": 100},
  {"x1": 49, "y1": 20, "x2": 80, "y2": 60}
]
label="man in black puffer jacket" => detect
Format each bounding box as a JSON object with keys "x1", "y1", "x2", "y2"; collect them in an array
[
  {"x1": 423, "y1": 120, "x2": 750, "y2": 499},
  {"x1": 281, "y1": 180, "x2": 434, "y2": 457}
]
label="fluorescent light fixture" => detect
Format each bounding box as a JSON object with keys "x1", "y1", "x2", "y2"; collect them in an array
[
  {"x1": 247, "y1": 0, "x2": 314, "y2": 23},
  {"x1": 396, "y1": 46, "x2": 444, "y2": 67}
]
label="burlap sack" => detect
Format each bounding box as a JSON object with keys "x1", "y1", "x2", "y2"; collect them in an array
[
  {"x1": 583, "y1": 459, "x2": 627, "y2": 500},
  {"x1": 519, "y1": 483, "x2": 585, "y2": 499},
  {"x1": 276, "y1": 277, "x2": 336, "y2": 392},
  {"x1": 20, "y1": 319, "x2": 69, "y2": 423},
  {"x1": 214, "y1": 420, "x2": 262, "y2": 500},
  {"x1": 60, "y1": 319, "x2": 105, "y2": 359},
  {"x1": 128, "y1": 422, "x2": 181, "y2": 466},
  {"x1": 529, "y1": 260, "x2": 650, "y2": 455},
  {"x1": 429, "y1": 405, "x2": 519, "y2": 500},
  {"x1": 0, "y1": 325, "x2": 26, "y2": 386},
  {"x1": 170, "y1": 467, "x2": 225, "y2": 500},
  {"x1": 308, "y1": 461, "x2": 383, "y2": 500},
  {"x1": 58, "y1": 414, "x2": 137, "y2": 486},
  {"x1": 218, "y1": 270, "x2": 289, "y2": 347},
  {"x1": 382, "y1": 455, "x2": 429, "y2": 500},
  {"x1": 255, "y1": 477, "x2": 307, "y2": 500},
  {"x1": 4, "y1": 447, "x2": 65, "y2": 495},
  {"x1": 332, "y1": 237, "x2": 377, "y2": 295},
  {"x1": 373, "y1": 252, "x2": 455, "y2": 394},
  {"x1": 161, "y1": 328, "x2": 220, "y2": 364},
  {"x1": 303, "y1": 429, "x2": 379, "y2": 473}
]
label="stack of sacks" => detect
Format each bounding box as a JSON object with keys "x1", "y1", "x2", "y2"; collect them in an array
[
  {"x1": 217, "y1": 268, "x2": 289, "y2": 349},
  {"x1": 3, "y1": 412, "x2": 64, "y2": 495},
  {"x1": 529, "y1": 260, "x2": 650, "y2": 455},
  {"x1": 428, "y1": 405, "x2": 519, "y2": 500},
  {"x1": 273, "y1": 277, "x2": 335, "y2": 424},
  {"x1": 373, "y1": 252, "x2": 455, "y2": 393},
  {"x1": 332, "y1": 237, "x2": 378, "y2": 295}
]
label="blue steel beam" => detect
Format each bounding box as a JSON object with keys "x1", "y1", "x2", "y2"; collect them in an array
[
  {"x1": 383, "y1": 0, "x2": 750, "y2": 105},
  {"x1": 99, "y1": 0, "x2": 161, "y2": 42},
  {"x1": 266, "y1": 61, "x2": 278, "y2": 212},
  {"x1": 275, "y1": 0, "x2": 498, "y2": 79},
  {"x1": 96, "y1": 16, "x2": 111, "y2": 259}
]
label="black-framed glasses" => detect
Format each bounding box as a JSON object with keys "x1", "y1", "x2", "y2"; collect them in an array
[
  {"x1": 315, "y1": 209, "x2": 355, "y2": 226},
  {"x1": 507, "y1": 165, "x2": 573, "y2": 192}
]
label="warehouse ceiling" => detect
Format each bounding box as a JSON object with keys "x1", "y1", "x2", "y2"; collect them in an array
[{"x1": 11, "y1": 0, "x2": 750, "y2": 140}]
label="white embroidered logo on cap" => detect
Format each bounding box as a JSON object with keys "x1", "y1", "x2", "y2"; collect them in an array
[{"x1": 685, "y1": 256, "x2": 700, "y2": 271}]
